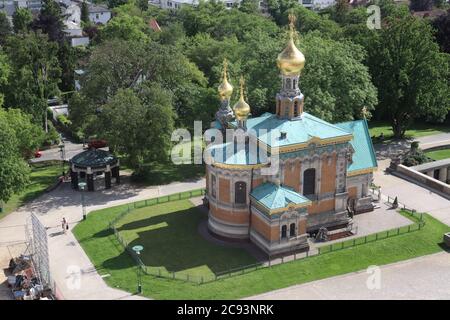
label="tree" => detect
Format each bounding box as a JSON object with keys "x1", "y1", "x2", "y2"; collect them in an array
[
  {"x1": 0, "y1": 11, "x2": 12, "y2": 44},
  {"x1": 107, "y1": 0, "x2": 128, "y2": 9},
  {"x1": 368, "y1": 16, "x2": 450, "y2": 138},
  {"x1": 1, "y1": 108, "x2": 45, "y2": 158},
  {"x1": 433, "y1": 11, "x2": 450, "y2": 53},
  {"x1": 12, "y1": 8, "x2": 33, "y2": 34},
  {"x1": 2, "y1": 32, "x2": 61, "y2": 121},
  {"x1": 77, "y1": 39, "x2": 207, "y2": 128},
  {"x1": 239, "y1": 0, "x2": 260, "y2": 14},
  {"x1": 35, "y1": 0, "x2": 65, "y2": 42},
  {"x1": 100, "y1": 13, "x2": 149, "y2": 42},
  {"x1": 98, "y1": 86, "x2": 175, "y2": 168},
  {"x1": 0, "y1": 51, "x2": 10, "y2": 106},
  {"x1": 409, "y1": 0, "x2": 433, "y2": 11},
  {"x1": 300, "y1": 33, "x2": 378, "y2": 122},
  {"x1": 137, "y1": 0, "x2": 149, "y2": 12},
  {"x1": 332, "y1": 0, "x2": 350, "y2": 24},
  {"x1": 58, "y1": 41, "x2": 76, "y2": 92},
  {"x1": 81, "y1": 1, "x2": 90, "y2": 24},
  {"x1": 0, "y1": 110, "x2": 31, "y2": 204}
]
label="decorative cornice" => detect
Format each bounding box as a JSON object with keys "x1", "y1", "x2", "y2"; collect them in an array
[{"x1": 347, "y1": 167, "x2": 377, "y2": 177}]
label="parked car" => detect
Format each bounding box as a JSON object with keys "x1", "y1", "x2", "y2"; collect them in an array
[
  {"x1": 34, "y1": 150, "x2": 43, "y2": 158},
  {"x1": 88, "y1": 139, "x2": 107, "y2": 149}
]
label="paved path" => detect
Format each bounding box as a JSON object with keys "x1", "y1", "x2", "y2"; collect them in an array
[
  {"x1": 247, "y1": 252, "x2": 450, "y2": 300},
  {"x1": 0, "y1": 177, "x2": 205, "y2": 300},
  {"x1": 374, "y1": 159, "x2": 450, "y2": 226},
  {"x1": 30, "y1": 138, "x2": 84, "y2": 164}
]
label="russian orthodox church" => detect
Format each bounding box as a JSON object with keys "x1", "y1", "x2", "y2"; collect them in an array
[{"x1": 205, "y1": 16, "x2": 377, "y2": 256}]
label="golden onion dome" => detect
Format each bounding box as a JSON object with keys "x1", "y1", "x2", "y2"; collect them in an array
[
  {"x1": 233, "y1": 76, "x2": 250, "y2": 121},
  {"x1": 218, "y1": 59, "x2": 233, "y2": 100},
  {"x1": 277, "y1": 14, "x2": 305, "y2": 76}
]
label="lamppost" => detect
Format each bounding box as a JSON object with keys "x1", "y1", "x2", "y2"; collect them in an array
[
  {"x1": 58, "y1": 142, "x2": 66, "y2": 177},
  {"x1": 132, "y1": 245, "x2": 144, "y2": 294},
  {"x1": 78, "y1": 182, "x2": 87, "y2": 220}
]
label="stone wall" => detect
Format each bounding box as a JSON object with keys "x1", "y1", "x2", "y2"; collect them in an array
[{"x1": 395, "y1": 164, "x2": 450, "y2": 200}]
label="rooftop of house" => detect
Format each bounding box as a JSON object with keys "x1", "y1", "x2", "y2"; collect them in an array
[
  {"x1": 231, "y1": 112, "x2": 352, "y2": 149},
  {"x1": 335, "y1": 119, "x2": 378, "y2": 174},
  {"x1": 88, "y1": 3, "x2": 110, "y2": 13},
  {"x1": 250, "y1": 182, "x2": 311, "y2": 212}
]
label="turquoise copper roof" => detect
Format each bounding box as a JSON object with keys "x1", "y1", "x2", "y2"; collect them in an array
[
  {"x1": 70, "y1": 149, "x2": 118, "y2": 168},
  {"x1": 250, "y1": 182, "x2": 311, "y2": 211},
  {"x1": 231, "y1": 112, "x2": 352, "y2": 148},
  {"x1": 335, "y1": 119, "x2": 377, "y2": 173},
  {"x1": 207, "y1": 141, "x2": 268, "y2": 167}
]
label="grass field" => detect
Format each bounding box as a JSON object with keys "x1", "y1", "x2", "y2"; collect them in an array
[
  {"x1": 0, "y1": 161, "x2": 61, "y2": 220},
  {"x1": 368, "y1": 121, "x2": 450, "y2": 141},
  {"x1": 73, "y1": 198, "x2": 450, "y2": 300},
  {"x1": 425, "y1": 148, "x2": 450, "y2": 161},
  {"x1": 115, "y1": 200, "x2": 256, "y2": 277}
]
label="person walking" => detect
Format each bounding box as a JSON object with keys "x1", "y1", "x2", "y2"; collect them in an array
[{"x1": 62, "y1": 217, "x2": 67, "y2": 234}]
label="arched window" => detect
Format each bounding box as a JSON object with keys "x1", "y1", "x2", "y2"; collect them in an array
[
  {"x1": 211, "y1": 175, "x2": 216, "y2": 198},
  {"x1": 293, "y1": 101, "x2": 298, "y2": 117},
  {"x1": 293, "y1": 79, "x2": 296, "y2": 89},
  {"x1": 290, "y1": 223, "x2": 296, "y2": 237},
  {"x1": 303, "y1": 168, "x2": 316, "y2": 196},
  {"x1": 235, "y1": 181, "x2": 247, "y2": 204},
  {"x1": 277, "y1": 100, "x2": 281, "y2": 115},
  {"x1": 281, "y1": 225, "x2": 287, "y2": 239}
]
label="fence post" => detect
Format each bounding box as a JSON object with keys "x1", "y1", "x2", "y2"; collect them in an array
[
  {"x1": 408, "y1": 225, "x2": 411, "y2": 232},
  {"x1": 376, "y1": 233, "x2": 378, "y2": 241},
  {"x1": 365, "y1": 236, "x2": 367, "y2": 243}
]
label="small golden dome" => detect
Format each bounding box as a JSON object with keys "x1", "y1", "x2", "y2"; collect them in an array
[
  {"x1": 277, "y1": 14, "x2": 305, "y2": 76},
  {"x1": 218, "y1": 59, "x2": 233, "y2": 100},
  {"x1": 233, "y1": 76, "x2": 250, "y2": 121}
]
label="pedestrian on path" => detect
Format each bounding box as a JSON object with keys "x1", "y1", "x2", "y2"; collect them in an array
[{"x1": 62, "y1": 217, "x2": 67, "y2": 234}]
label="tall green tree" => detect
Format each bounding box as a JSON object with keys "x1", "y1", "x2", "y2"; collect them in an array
[
  {"x1": 0, "y1": 51, "x2": 10, "y2": 106},
  {"x1": 0, "y1": 110, "x2": 32, "y2": 204},
  {"x1": 98, "y1": 86, "x2": 175, "y2": 168},
  {"x1": 100, "y1": 13, "x2": 149, "y2": 42},
  {"x1": 81, "y1": 1, "x2": 90, "y2": 24},
  {"x1": 3, "y1": 32, "x2": 61, "y2": 121},
  {"x1": 0, "y1": 11, "x2": 12, "y2": 44},
  {"x1": 300, "y1": 33, "x2": 378, "y2": 122},
  {"x1": 12, "y1": 8, "x2": 33, "y2": 34},
  {"x1": 433, "y1": 11, "x2": 450, "y2": 53},
  {"x1": 239, "y1": 0, "x2": 260, "y2": 14},
  {"x1": 368, "y1": 16, "x2": 450, "y2": 138},
  {"x1": 35, "y1": 0, "x2": 65, "y2": 42}
]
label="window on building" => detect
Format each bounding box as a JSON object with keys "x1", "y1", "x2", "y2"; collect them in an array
[
  {"x1": 211, "y1": 175, "x2": 216, "y2": 198},
  {"x1": 281, "y1": 225, "x2": 287, "y2": 239},
  {"x1": 303, "y1": 168, "x2": 316, "y2": 196},
  {"x1": 290, "y1": 223, "x2": 296, "y2": 237},
  {"x1": 293, "y1": 101, "x2": 298, "y2": 117},
  {"x1": 96, "y1": 14, "x2": 99, "y2": 19},
  {"x1": 293, "y1": 79, "x2": 296, "y2": 88},
  {"x1": 235, "y1": 181, "x2": 246, "y2": 204},
  {"x1": 284, "y1": 105, "x2": 289, "y2": 117}
]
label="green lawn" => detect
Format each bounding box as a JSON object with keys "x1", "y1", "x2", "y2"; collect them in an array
[
  {"x1": 73, "y1": 197, "x2": 450, "y2": 300},
  {"x1": 115, "y1": 200, "x2": 256, "y2": 278},
  {"x1": 368, "y1": 120, "x2": 450, "y2": 142},
  {"x1": 0, "y1": 161, "x2": 62, "y2": 220},
  {"x1": 425, "y1": 148, "x2": 450, "y2": 161}
]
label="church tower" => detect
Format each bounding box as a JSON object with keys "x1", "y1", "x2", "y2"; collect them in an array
[
  {"x1": 216, "y1": 59, "x2": 234, "y2": 130},
  {"x1": 233, "y1": 76, "x2": 251, "y2": 130},
  {"x1": 276, "y1": 14, "x2": 305, "y2": 120}
]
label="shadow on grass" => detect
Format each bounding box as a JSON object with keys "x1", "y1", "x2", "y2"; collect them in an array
[
  {"x1": 103, "y1": 206, "x2": 255, "y2": 275},
  {"x1": 129, "y1": 162, "x2": 205, "y2": 186}
]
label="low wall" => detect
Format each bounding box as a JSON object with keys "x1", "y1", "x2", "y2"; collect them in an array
[{"x1": 395, "y1": 164, "x2": 450, "y2": 199}]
